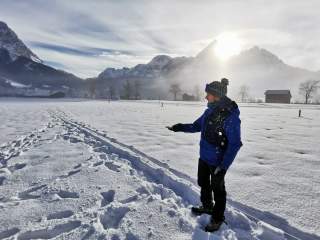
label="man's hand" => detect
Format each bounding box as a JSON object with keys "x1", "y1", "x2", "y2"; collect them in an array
[
  {"x1": 166, "y1": 123, "x2": 183, "y2": 132},
  {"x1": 213, "y1": 166, "x2": 226, "y2": 175}
]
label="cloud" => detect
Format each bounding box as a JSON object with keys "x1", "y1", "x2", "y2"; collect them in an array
[
  {"x1": 1, "y1": 0, "x2": 320, "y2": 77},
  {"x1": 42, "y1": 60, "x2": 66, "y2": 70},
  {"x1": 33, "y1": 46, "x2": 153, "y2": 78},
  {"x1": 29, "y1": 41, "x2": 134, "y2": 57}
]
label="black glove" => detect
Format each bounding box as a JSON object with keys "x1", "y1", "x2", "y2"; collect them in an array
[{"x1": 167, "y1": 123, "x2": 184, "y2": 132}]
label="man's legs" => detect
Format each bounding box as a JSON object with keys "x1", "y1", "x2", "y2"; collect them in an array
[
  {"x1": 197, "y1": 159, "x2": 213, "y2": 207},
  {"x1": 210, "y1": 167, "x2": 226, "y2": 221}
]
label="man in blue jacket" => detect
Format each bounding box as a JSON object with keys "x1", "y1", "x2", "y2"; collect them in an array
[{"x1": 167, "y1": 78, "x2": 242, "y2": 232}]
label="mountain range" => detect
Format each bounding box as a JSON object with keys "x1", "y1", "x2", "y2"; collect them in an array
[
  {"x1": 0, "y1": 20, "x2": 319, "y2": 100},
  {"x1": 0, "y1": 21, "x2": 85, "y2": 97}
]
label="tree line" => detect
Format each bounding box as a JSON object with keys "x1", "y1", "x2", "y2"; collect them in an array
[
  {"x1": 88, "y1": 79, "x2": 203, "y2": 101},
  {"x1": 88, "y1": 78, "x2": 320, "y2": 103},
  {"x1": 236, "y1": 80, "x2": 320, "y2": 104}
]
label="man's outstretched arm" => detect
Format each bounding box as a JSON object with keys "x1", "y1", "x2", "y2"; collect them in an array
[{"x1": 167, "y1": 113, "x2": 203, "y2": 133}]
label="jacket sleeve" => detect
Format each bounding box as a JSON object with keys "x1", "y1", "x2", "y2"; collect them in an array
[
  {"x1": 221, "y1": 114, "x2": 242, "y2": 170},
  {"x1": 179, "y1": 113, "x2": 203, "y2": 133}
]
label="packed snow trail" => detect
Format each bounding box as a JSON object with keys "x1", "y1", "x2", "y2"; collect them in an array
[
  {"x1": 0, "y1": 108, "x2": 314, "y2": 240},
  {"x1": 52, "y1": 110, "x2": 319, "y2": 240}
]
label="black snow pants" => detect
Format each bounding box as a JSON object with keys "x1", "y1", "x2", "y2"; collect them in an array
[{"x1": 197, "y1": 158, "x2": 226, "y2": 221}]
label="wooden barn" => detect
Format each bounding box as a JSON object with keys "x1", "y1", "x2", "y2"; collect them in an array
[{"x1": 265, "y1": 90, "x2": 292, "y2": 103}]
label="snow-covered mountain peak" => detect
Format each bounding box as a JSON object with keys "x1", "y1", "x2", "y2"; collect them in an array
[
  {"x1": 98, "y1": 67, "x2": 130, "y2": 79},
  {"x1": 0, "y1": 21, "x2": 8, "y2": 29},
  {"x1": 0, "y1": 21, "x2": 41, "y2": 62},
  {"x1": 147, "y1": 55, "x2": 172, "y2": 67},
  {"x1": 234, "y1": 46, "x2": 284, "y2": 65},
  {"x1": 98, "y1": 55, "x2": 173, "y2": 79}
]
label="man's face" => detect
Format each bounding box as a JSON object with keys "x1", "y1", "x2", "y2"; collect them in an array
[{"x1": 205, "y1": 93, "x2": 220, "y2": 103}]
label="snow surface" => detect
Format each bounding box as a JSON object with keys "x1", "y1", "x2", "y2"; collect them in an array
[{"x1": 0, "y1": 99, "x2": 319, "y2": 240}]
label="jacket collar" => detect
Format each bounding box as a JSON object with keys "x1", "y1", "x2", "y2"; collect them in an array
[{"x1": 207, "y1": 96, "x2": 231, "y2": 109}]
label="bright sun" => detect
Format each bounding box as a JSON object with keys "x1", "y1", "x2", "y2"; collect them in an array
[{"x1": 214, "y1": 32, "x2": 243, "y2": 61}]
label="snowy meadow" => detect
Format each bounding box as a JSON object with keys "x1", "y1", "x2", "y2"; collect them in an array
[{"x1": 0, "y1": 98, "x2": 319, "y2": 240}]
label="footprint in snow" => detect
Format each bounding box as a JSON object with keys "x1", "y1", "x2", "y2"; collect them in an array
[
  {"x1": 80, "y1": 225, "x2": 96, "y2": 240},
  {"x1": 167, "y1": 209, "x2": 177, "y2": 217},
  {"x1": 0, "y1": 176, "x2": 6, "y2": 186},
  {"x1": 58, "y1": 169, "x2": 81, "y2": 179},
  {"x1": 93, "y1": 161, "x2": 104, "y2": 167},
  {"x1": 56, "y1": 190, "x2": 80, "y2": 199},
  {"x1": 100, "y1": 190, "x2": 115, "y2": 207},
  {"x1": 295, "y1": 150, "x2": 308, "y2": 155},
  {"x1": 17, "y1": 221, "x2": 81, "y2": 240},
  {"x1": 245, "y1": 171, "x2": 262, "y2": 177},
  {"x1": 99, "y1": 154, "x2": 108, "y2": 160},
  {"x1": 0, "y1": 227, "x2": 20, "y2": 239},
  {"x1": 47, "y1": 210, "x2": 74, "y2": 220},
  {"x1": 99, "y1": 206, "x2": 130, "y2": 229},
  {"x1": 257, "y1": 161, "x2": 271, "y2": 166},
  {"x1": 105, "y1": 161, "x2": 121, "y2": 172},
  {"x1": 73, "y1": 163, "x2": 82, "y2": 169},
  {"x1": 93, "y1": 146, "x2": 107, "y2": 153},
  {"x1": 67, "y1": 169, "x2": 81, "y2": 177},
  {"x1": 18, "y1": 184, "x2": 47, "y2": 200},
  {"x1": 119, "y1": 195, "x2": 139, "y2": 204},
  {"x1": 69, "y1": 136, "x2": 82, "y2": 143},
  {"x1": 135, "y1": 186, "x2": 150, "y2": 196},
  {"x1": 110, "y1": 234, "x2": 121, "y2": 240},
  {"x1": 125, "y1": 232, "x2": 140, "y2": 240}
]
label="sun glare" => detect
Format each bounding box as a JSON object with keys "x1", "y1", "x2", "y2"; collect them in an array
[{"x1": 214, "y1": 32, "x2": 243, "y2": 61}]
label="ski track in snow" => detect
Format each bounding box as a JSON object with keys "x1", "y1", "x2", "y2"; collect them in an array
[{"x1": 0, "y1": 108, "x2": 318, "y2": 240}]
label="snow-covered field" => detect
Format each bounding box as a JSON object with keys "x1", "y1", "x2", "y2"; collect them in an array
[{"x1": 0, "y1": 98, "x2": 319, "y2": 240}]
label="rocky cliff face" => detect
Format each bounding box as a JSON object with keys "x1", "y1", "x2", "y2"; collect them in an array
[
  {"x1": 0, "y1": 21, "x2": 41, "y2": 62},
  {"x1": 0, "y1": 21, "x2": 85, "y2": 97}
]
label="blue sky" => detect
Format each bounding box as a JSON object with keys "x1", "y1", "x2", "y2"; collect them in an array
[{"x1": 1, "y1": 0, "x2": 320, "y2": 78}]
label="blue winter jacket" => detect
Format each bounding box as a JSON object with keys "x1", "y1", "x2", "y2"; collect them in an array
[{"x1": 180, "y1": 97, "x2": 242, "y2": 170}]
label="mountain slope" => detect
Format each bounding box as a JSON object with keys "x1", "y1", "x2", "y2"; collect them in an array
[
  {"x1": 98, "y1": 55, "x2": 172, "y2": 80},
  {"x1": 0, "y1": 47, "x2": 85, "y2": 97},
  {"x1": 0, "y1": 21, "x2": 85, "y2": 97},
  {"x1": 0, "y1": 21, "x2": 41, "y2": 62},
  {"x1": 165, "y1": 44, "x2": 319, "y2": 98}
]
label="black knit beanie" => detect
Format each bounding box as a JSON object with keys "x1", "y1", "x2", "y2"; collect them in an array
[{"x1": 205, "y1": 78, "x2": 229, "y2": 97}]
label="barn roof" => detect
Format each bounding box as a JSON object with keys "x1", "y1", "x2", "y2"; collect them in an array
[{"x1": 265, "y1": 90, "x2": 291, "y2": 96}]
